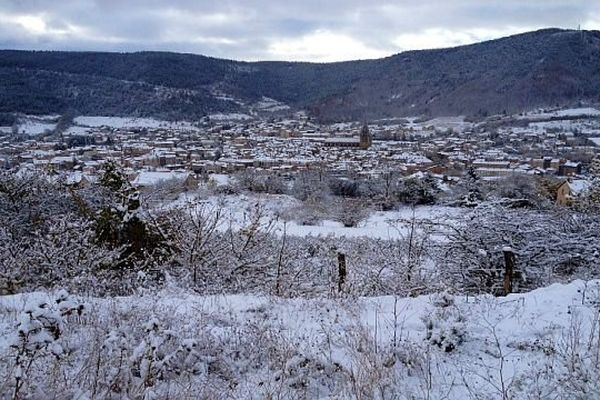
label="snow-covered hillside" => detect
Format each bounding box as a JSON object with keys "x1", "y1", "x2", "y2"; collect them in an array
[{"x1": 1, "y1": 280, "x2": 599, "y2": 398}]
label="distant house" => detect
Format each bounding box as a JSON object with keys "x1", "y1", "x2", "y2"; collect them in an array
[
  {"x1": 556, "y1": 179, "x2": 592, "y2": 206},
  {"x1": 558, "y1": 161, "x2": 581, "y2": 176},
  {"x1": 532, "y1": 157, "x2": 563, "y2": 171}
]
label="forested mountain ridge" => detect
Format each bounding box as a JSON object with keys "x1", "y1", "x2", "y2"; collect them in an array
[{"x1": 1, "y1": 28, "x2": 599, "y2": 121}]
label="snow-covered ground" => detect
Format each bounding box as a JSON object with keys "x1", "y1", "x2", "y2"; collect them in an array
[
  {"x1": 1, "y1": 280, "x2": 598, "y2": 398},
  {"x1": 590, "y1": 137, "x2": 600, "y2": 146},
  {"x1": 16, "y1": 120, "x2": 56, "y2": 135},
  {"x1": 283, "y1": 207, "x2": 460, "y2": 239},
  {"x1": 519, "y1": 107, "x2": 600, "y2": 119},
  {"x1": 418, "y1": 116, "x2": 472, "y2": 131},
  {"x1": 252, "y1": 96, "x2": 290, "y2": 112},
  {"x1": 63, "y1": 126, "x2": 94, "y2": 136},
  {"x1": 207, "y1": 112, "x2": 254, "y2": 121},
  {"x1": 168, "y1": 192, "x2": 462, "y2": 239},
  {"x1": 134, "y1": 171, "x2": 193, "y2": 187},
  {"x1": 7, "y1": 115, "x2": 203, "y2": 136},
  {"x1": 530, "y1": 119, "x2": 587, "y2": 130},
  {"x1": 74, "y1": 116, "x2": 200, "y2": 131}
]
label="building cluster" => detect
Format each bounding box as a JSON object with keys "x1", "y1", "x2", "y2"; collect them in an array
[{"x1": 1, "y1": 111, "x2": 599, "y2": 191}]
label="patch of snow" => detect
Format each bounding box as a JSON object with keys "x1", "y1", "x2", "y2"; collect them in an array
[
  {"x1": 207, "y1": 113, "x2": 254, "y2": 121},
  {"x1": 133, "y1": 171, "x2": 192, "y2": 187},
  {"x1": 253, "y1": 97, "x2": 290, "y2": 112},
  {"x1": 569, "y1": 179, "x2": 592, "y2": 195},
  {"x1": 284, "y1": 206, "x2": 461, "y2": 239},
  {"x1": 74, "y1": 116, "x2": 199, "y2": 131},
  {"x1": 18, "y1": 120, "x2": 56, "y2": 135},
  {"x1": 63, "y1": 126, "x2": 93, "y2": 136},
  {"x1": 208, "y1": 174, "x2": 231, "y2": 187},
  {"x1": 519, "y1": 107, "x2": 600, "y2": 120},
  {"x1": 170, "y1": 193, "x2": 462, "y2": 240}
]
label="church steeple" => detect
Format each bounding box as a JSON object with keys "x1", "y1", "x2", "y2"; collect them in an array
[{"x1": 359, "y1": 122, "x2": 372, "y2": 149}]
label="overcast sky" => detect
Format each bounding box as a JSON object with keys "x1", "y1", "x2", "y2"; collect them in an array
[{"x1": 0, "y1": 1, "x2": 599, "y2": 62}]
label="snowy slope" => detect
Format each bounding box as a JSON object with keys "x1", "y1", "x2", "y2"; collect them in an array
[
  {"x1": 74, "y1": 116, "x2": 200, "y2": 131},
  {"x1": 520, "y1": 107, "x2": 600, "y2": 119},
  {"x1": 1, "y1": 280, "x2": 598, "y2": 398},
  {"x1": 168, "y1": 193, "x2": 462, "y2": 240}
]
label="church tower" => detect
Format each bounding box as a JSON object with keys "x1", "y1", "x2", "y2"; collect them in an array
[{"x1": 359, "y1": 123, "x2": 372, "y2": 149}]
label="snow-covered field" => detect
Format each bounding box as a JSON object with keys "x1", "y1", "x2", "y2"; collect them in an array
[
  {"x1": 169, "y1": 192, "x2": 462, "y2": 239},
  {"x1": 1, "y1": 280, "x2": 598, "y2": 398},
  {"x1": 283, "y1": 207, "x2": 460, "y2": 239},
  {"x1": 252, "y1": 96, "x2": 291, "y2": 112},
  {"x1": 207, "y1": 112, "x2": 254, "y2": 121},
  {"x1": 530, "y1": 119, "x2": 587, "y2": 130},
  {"x1": 417, "y1": 116, "x2": 472, "y2": 131},
  {"x1": 16, "y1": 120, "x2": 56, "y2": 135},
  {"x1": 74, "y1": 116, "x2": 200, "y2": 131},
  {"x1": 63, "y1": 126, "x2": 94, "y2": 136},
  {"x1": 520, "y1": 107, "x2": 600, "y2": 119}
]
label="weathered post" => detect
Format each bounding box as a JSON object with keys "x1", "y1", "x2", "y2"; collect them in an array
[
  {"x1": 338, "y1": 252, "x2": 347, "y2": 292},
  {"x1": 503, "y1": 247, "x2": 515, "y2": 295}
]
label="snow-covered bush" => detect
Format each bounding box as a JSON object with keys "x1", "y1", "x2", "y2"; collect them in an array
[
  {"x1": 553, "y1": 312, "x2": 600, "y2": 398},
  {"x1": 423, "y1": 292, "x2": 466, "y2": 352},
  {"x1": 8, "y1": 290, "x2": 84, "y2": 399},
  {"x1": 89, "y1": 313, "x2": 225, "y2": 399},
  {"x1": 439, "y1": 203, "x2": 600, "y2": 295},
  {"x1": 234, "y1": 170, "x2": 287, "y2": 194},
  {"x1": 130, "y1": 318, "x2": 203, "y2": 386}
]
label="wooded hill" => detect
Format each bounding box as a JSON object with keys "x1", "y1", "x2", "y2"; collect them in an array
[{"x1": 1, "y1": 28, "x2": 599, "y2": 121}]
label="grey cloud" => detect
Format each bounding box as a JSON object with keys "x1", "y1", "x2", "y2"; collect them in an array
[{"x1": 0, "y1": 0, "x2": 598, "y2": 61}]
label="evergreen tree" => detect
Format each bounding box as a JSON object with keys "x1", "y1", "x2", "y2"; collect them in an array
[
  {"x1": 463, "y1": 165, "x2": 483, "y2": 207},
  {"x1": 95, "y1": 162, "x2": 169, "y2": 267}
]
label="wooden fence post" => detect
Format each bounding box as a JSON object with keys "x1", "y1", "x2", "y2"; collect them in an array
[
  {"x1": 338, "y1": 252, "x2": 347, "y2": 293},
  {"x1": 503, "y1": 247, "x2": 515, "y2": 295}
]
